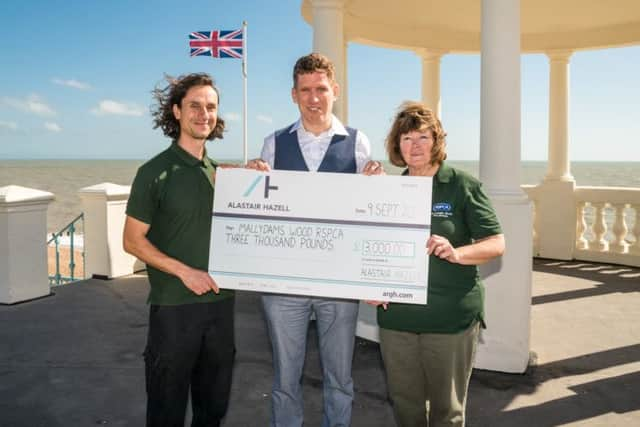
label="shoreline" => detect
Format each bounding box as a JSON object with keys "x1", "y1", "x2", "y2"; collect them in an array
[{"x1": 1, "y1": 159, "x2": 638, "y2": 234}]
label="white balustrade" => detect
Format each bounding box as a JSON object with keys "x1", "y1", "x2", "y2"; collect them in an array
[
  {"x1": 630, "y1": 204, "x2": 640, "y2": 255},
  {"x1": 575, "y1": 201, "x2": 588, "y2": 250},
  {"x1": 532, "y1": 201, "x2": 539, "y2": 256},
  {"x1": 521, "y1": 185, "x2": 539, "y2": 256},
  {"x1": 610, "y1": 203, "x2": 629, "y2": 254},
  {"x1": 572, "y1": 187, "x2": 639, "y2": 266},
  {"x1": 521, "y1": 185, "x2": 640, "y2": 267},
  {"x1": 591, "y1": 202, "x2": 608, "y2": 251}
]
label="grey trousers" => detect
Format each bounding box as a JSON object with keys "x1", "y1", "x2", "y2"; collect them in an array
[{"x1": 379, "y1": 322, "x2": 480, "y2": 427}]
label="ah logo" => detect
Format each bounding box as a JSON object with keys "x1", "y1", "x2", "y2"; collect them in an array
[
  {"x1": 243, "y1": 175, "x2": 279, "y2": 199},
  {"x1": 433, "y1": 202, "x2": 452, "y2": 213}
]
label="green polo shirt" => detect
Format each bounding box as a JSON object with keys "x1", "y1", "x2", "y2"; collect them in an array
[
  {"x1": 126, "y1": 142, "x2": 234, "y2": 305},
  {"x1": 377, "y1": 162, "x2": 502, "y2": 333}
]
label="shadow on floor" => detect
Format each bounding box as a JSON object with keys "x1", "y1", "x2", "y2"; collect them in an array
[
  {"x1": 532, "y1": 258, "x2": 640, "y2": 305},
  {"x1": 1, "y1": 261, "x2": 638, "y2": 426}
]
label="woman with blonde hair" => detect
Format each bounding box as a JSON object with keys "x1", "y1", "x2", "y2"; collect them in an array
[{"x1": 368, "y1": 101, "x2": 505, "y2": 427}]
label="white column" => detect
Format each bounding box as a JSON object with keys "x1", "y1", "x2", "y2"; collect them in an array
[
  {"x1": 79, "y1": 183, "x2": 142, "y2": 279},
  {"x1": 546, "y1": 50, "x2": 574, "y2": 182},
  {"x1": 311, "y1": 0, "x2": 347, "y2": 122},
  {"x1": 480, "y1": 0, "x2": 521, "y2": 195},
  {"x1": 0, "y1": 185, "x2": 54, "y2": 303},
  {"x1": 535, "y1": 50, "x2": 576, "y2": 260},
  {"x1": 417, "y1": 49, "x2": 445, "y2": 118},
  {"x1": 342, "y1": 38, "x2": 349, "y2": 124},
  {"x1": 477, "y1": 0, "x2": 533, "y2": 373}
]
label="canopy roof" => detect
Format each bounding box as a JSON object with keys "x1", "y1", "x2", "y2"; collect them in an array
[{"x1": 302, "y1": 0, "x2": 640, "y2": 53}]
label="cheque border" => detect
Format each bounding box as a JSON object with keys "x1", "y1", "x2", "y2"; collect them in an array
[
  {"x1": 209, "y1": 270, "x2": 427, "y2": 290},
  {"x1": 213, "y1": 212, "x2": 431, "y2": 230}
]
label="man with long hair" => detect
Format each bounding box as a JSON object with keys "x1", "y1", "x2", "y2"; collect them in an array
[{"x1": 123, "y1": 73, "x2": 235, "y2": 427}]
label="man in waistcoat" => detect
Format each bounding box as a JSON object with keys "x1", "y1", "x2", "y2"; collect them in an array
[{"x1": 247, "y1": 53, "x2": 383, "y2": 426}]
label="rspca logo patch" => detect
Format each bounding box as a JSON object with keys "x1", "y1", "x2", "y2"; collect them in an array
[
  {"x1": 433, "y1": 203, "x2": 451, "y2": 212},
  {"x1": 432, "y1": 202, "x2": 453, "y2": 218}
]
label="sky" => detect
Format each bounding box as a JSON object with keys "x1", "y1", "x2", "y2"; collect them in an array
[{"x1": 0, "y1": 0, "x2": 639, "y2": 162}]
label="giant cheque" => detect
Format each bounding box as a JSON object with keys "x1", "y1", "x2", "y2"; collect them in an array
[{"x1": 208, "y1": 168, "x2": 432, "y2": 304}]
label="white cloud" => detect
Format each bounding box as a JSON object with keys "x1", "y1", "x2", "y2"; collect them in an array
[
  {"x1": 256, "y1": 114, "x2": 273, "y2": 124},
  {"x1": 224, "y1": 112, "x2": 241, "y2": 122},
  {"x1": 52, "y1": 78, "x2": 91, "y2": 90},
  {"x1": 0, "y1": 121, "x2": 18, "y2": 131},
  {"x1": 44, "y1": 122, "x2": 62, "y2": 132},
  {"x1": 1, "y1": 95, "x2": 56, "y2": 116},
  {"x1": 91, "y1": 100, "x2": 145, "y2": 117}
]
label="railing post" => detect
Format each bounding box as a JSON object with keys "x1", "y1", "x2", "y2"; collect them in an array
[
  {"x1": 592, "y1": 202, "x2": 608, "y2": 252},
  {"x1": 610, "y1": 203, "x2": 629, "y2": 254},
  {"x1": 1, "y1": 185, "x2": 54, "y2": 303},
  {"x1": 54, "y1": 234, "x2": 61, "y2": 286},
  {"x1": 575, "y1": 201, "x2": 588, "y2": 250},
  {"x1": 79, "y1": 183, "x2": 138, "y2": 279},
  {"x1": 69, "y1": 222, "x2": 76, "y2": 280},
  {"x1": 81, "y1": 214, "x2": 86, "y2": 279}
]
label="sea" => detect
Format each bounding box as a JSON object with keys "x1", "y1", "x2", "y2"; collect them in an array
[{"x1": 1, "y1": 159, "x2": 639, "y2": 235}]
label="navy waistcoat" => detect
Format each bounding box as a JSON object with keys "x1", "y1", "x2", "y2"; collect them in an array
[{"x1": 273, "y1": 124, "x2": 358, "y2": 173}]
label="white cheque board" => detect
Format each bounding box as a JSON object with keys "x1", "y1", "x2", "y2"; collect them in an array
[{"x1": 208, "y1": 168, "x2": 432, "y2": 304}]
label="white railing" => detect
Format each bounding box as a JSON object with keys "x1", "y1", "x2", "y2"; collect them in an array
[
  {"x1": 573, "y1": 187, "x2": 639, "y2": 266},
  {"x1": 523, "y1": 185, "x2": 640, "y2": 267}
]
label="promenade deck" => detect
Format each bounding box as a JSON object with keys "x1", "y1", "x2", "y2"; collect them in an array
[{"x1": 1, "y1": 259, "x2": 638, "y2": 426}]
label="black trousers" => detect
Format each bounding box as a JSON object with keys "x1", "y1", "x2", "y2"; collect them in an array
[{"x1": 144, "y1": 298, "x2": 235, "y2": 427}]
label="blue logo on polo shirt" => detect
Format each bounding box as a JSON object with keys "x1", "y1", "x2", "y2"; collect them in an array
[
  {"x1": 433, "y1": 203, "x2": 452, "y2": 212},
  {"x1": 432, "y1": 202, "x2": 453, "y2": 218}
]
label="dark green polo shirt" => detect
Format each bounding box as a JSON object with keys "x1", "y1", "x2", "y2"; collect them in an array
[
  {"x1": 126, "y1": 142, "x2": 234, "y2": 305},
  {"x1": 377, "y1": 162, "x2": 502, "y2": 333}
]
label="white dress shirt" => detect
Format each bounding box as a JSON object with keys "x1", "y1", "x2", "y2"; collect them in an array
[{"x1": 261, "y1": 115, "x2": 371, "y2": 173}]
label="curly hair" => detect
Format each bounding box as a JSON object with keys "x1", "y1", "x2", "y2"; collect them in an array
[
  {"x1": 292, "y1": 53, "x2": 336, "y2": 87},
  {"x1": 151, "y1": 73, "x2": 225, "y2": 141},
  {"x1": 385, "y1": 101, "x2": 447, "y2": 167}
]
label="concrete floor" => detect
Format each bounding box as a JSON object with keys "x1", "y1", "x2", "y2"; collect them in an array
[{"x1": 0, "y1": 258, "x2": 638, "y2": 426}]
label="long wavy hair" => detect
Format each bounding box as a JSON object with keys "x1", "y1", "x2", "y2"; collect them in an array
[{"x1": 151, "y1": 73, "x2": 225, "y2": 141}]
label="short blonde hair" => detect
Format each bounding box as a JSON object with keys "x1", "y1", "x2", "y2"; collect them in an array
[{"x1": 385, "y1": 101, "x2": 447, "y2": 167}]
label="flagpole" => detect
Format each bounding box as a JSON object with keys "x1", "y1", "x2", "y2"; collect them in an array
[{"x1": 242, "y1": 21, "x2": 248, "y2": 164}]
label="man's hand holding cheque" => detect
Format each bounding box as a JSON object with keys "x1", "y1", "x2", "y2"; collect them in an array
[{"x1": 245, "y1": 158, "x2": 271, "y2": 172}]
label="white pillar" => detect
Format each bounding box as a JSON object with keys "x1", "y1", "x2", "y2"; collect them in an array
[
  {"x1": 342, "y1": 38, "x2": 349, "y2": 124},
  {"x1": 480, "y1": 1, "x2": 521, "y2": 195},
  {"x1": 535, "y1": 50, "x2": 576, "y2": 259},
  {"x1": 546, "y1": 50, "x2": 574, "y2": 182},
  {"x1": 417, "y1": 49, "x2": 445, "y2": 118},
  {"x1": 0, "y1": 185, "x2": 54, "y2": 304},
  {"x1": 79, "y1": 183, "x2": 141, "y2": 279},
  {"x1": 311, "y1": 0, "x2": 347, "y2": 122},
  {"x1": 477, "y1": 0, "x2": 533, "y2": 373}
]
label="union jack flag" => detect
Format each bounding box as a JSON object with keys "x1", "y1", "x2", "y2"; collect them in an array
[{"x1": 189, "y1": 29, "x2": 243, "y2": 59}]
